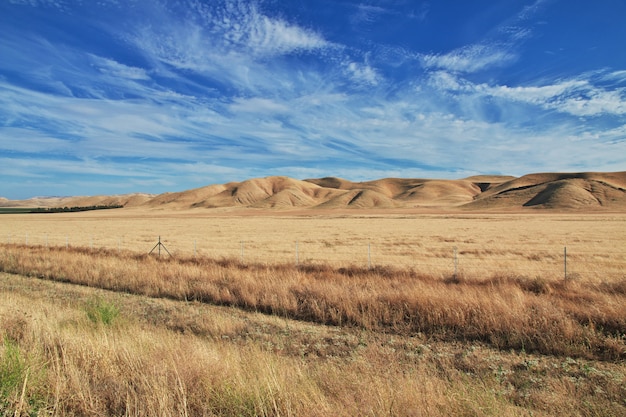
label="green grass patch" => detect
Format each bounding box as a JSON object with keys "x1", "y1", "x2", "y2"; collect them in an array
[
  {"x1": 0, "y1": 338, "x2": 47, "y2": 415},
  {"x1": 0, "y1": 338, "x2": 27, "y2": 406},
  {"x1": 85, "y1": 297, "x2": 120, "y2": 326}
]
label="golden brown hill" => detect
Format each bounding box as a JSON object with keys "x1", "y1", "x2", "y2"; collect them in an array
[
  {"x1": 65, "y1": 194, "x2": 153, "y2": 208},
  {"x1": 466, "y1": 172, "x2": 626, "y2": 210},
  {"x1": 147, "y1": 184, "x2": 228, "y2": 208},
  {"x1": 3, "y1": 172, "x2": 625, "y2": 211},
  {"x1": 306, "y1": 177, "x2": 487, "y2": 207},
  {"x1": 305, "y1": 177, "x2": 355, "y2": 190},
  {"x1": 400, "y1": 181, "x2": 482, "y2": 206},
  {"x1": 315, "y1": 189, "x2": 399, "y2": 209},
  {"x1": 0, "y1": 197, "x2": 64, "y2": 208},
  {"x1": 143, "y1": 177, "x2": 343, "y2": 210}
]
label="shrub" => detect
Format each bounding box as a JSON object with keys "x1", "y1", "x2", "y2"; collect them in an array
[
  {"x1": 85, "y1": 297, "x2": 120, "y2": 326},
  {"x1": 0, "y1": 338, "x2": 46, "y2": 415}
]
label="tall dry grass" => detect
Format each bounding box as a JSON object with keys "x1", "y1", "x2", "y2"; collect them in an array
[
  {"x1": 0, "y1": 243, "x2": 624, "y2": 361},
  {"x1": 1, "y1": 272, "x2": 624, "y2": 416},
  {"x1": 1, "y1": 211, "x2": 624, "y2": 280}
]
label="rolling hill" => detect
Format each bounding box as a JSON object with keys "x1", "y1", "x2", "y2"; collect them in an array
[{"x1": 2, "y1": 172, "x2": 625, "y2": 212}]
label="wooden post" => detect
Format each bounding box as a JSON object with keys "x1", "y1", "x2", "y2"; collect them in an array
[
  {"x1": 149, "y1": 236, "x2": 171, "y2": 257},
  {"x1": 454, "y1": 247, "x2": 458, "y2": 279},
  {"x1": 563, "y1": 246, "x2": 567, "y2": 281}
]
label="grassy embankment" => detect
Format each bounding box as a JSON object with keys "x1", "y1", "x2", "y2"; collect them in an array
[
  {"x1": 0, "y1": 239, "x2": 625, "y2": 415},
  {"x1": 1, "y1": 243, "x2": 624, "y2": 361}
]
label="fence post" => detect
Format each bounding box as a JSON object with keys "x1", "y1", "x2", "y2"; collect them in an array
[
  {"x1": 368, "y1": 242, "x2": 371, "y2": 269},
  {"x1": 194, "y1": 240, "x2": 197, "y2": 258},
  {"x1": 453, "y1": 246, "x2": 458, "y2": 279},
  {"x1": 563, "y1": 246, "x2": 567, "y2": 281},
  {"x1": 240, "y1": 241, "x2": 244, "y2": 264},
  {"x1": 149, "y1": 236, "x2": 171, "y2": 257},
  {"x1": 296, "y1": 240, "x2": 299, "y2": 266}
]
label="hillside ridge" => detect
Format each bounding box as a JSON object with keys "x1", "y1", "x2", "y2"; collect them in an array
[{"x1": 2, "y1": 171, "x2": 625, "y2": 211}]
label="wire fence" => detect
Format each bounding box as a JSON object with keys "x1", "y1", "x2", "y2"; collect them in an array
[{"x1": 4, "y1": 232, "x2": 626, "y2": 282}]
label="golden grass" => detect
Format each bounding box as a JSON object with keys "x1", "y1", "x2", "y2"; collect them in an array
[
  {"x1": 0, "y1": 210, "x2": 624, "y2": 280},
  {"x1": 0, "y1": 243, "x2": 624, "y2": 361},
  {"x1": 1, "y1": 272, "x2": 625, "y2": 416},
  {"x1": 0, "y1": 211, "x2": 624, "y2": 414}
]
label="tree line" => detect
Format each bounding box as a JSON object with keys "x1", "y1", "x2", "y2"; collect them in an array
[{"x1": 29, "y1": 205, "x2": 124, "y2": 213}]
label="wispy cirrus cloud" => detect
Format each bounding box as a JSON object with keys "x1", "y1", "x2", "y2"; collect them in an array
[
  {"x1": 131, "y1": 0, "x2": 330, "y2": 66},
  {"x1": 351, "y1": 4, "x2": 389, "y2": 25},
  {"x1": 429, "y1": 70, "x2": 626, "y2": 117},
  {"x1": 344, "y1": 61, "x2": 381, "y2": 86},
  {"x1": 421, "y1": 44, "x2": 517, "y2": 73},
  {"x1": 90, "y1": 55, "x2": 150, "y2": 81},
  {"x1": 490, "y1": 82, "x2": 626, "y2": 117},
  {"x1": 226, "y1": 5, "x2": 329, "y2": 56},
  {"x1": 1, "y1": 0, "x2": 624, "y2": 199},
  {"x1": 123, "y1": 1, "x2": 334, "y2": 97},
  {"x1": 420, "y1": 0, "x2": 548, "y2": 74}
]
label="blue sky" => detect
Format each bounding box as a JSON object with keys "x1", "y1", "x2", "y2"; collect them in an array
[{"x1": 1, "y1": 0, "x2": 625, "y2": 199}]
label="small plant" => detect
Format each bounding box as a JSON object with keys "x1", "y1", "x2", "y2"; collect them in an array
[
  {"x1": 0, "y1": 338, "x2": 26, "y2": 410},
  {"x1": 0, "y1": 337, "x2": 46, "y2": 415},
  {"x1": 85, "y1": 297, "x2": 120, "y2": 325}
]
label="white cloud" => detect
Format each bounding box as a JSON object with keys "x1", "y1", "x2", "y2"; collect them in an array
[
  {"x1": 240, "y1": 10, "x2": 329, "y2": 56},
  {"x1": 420, "y1": 0, "x2": 549, "y2": 74},
  {"x1": 8, "y1": 0, "x2": 66, "y2": 8},
  {"x1": 229, "y1": 97, "x2": 289, "y2": 114},
  {"x1": 518, "y1": 0, "x2": 550, "y2": 20},
  {"x1": 125, "y1": 1, "x2": 332, "y2": 95},
  {"x1": 345, "y1": 61, "x2": 380, "y2": 86},
  {"x1": 178, "y1": 0, "x2": 330, "y2": 57},
  {"x1": 602, "y1": 70, "x2": 626, "y2": 82},
  {"x1": 421, "y1": 44, "x2": 516, "y2": 73},
  {"x1": 487, "y1": 79, "x2": 626, "y2": 117},
  {"x1": 427, "y1": 71, "x2": 470, "y2": 91},
  {"x1": 429, "y1": 71, "x2": 626, "y2": 117},
  {"x1": 551, "y1": 89, "x2": 626, "y2": 117},
  {"x1": 351, "y1": 4, "x2": 388, "y2": 25},
  {"x1": 90, "y1": 55, "x2": 150, "y2": 80}
]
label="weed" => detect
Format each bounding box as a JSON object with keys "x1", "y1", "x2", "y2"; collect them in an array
[
  {"x1": 0, "y1": 338, "x2": 46, "y2": 416},
  {"x1": 209, "y1": 383, "x2": 259, "y2": 417},
  {"x1": 0, "y1": 338, "x2": 26, "y2": 409},
  {"x1": 85, "y1": 297, "x2": 120, "y2": 326}
]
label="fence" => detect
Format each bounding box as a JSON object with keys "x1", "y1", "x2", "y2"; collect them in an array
[{"x1": 3, "y1": 231, "x2": 625, "y2": 282}]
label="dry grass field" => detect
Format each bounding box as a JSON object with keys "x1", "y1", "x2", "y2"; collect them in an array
[
  {"x1": 2, "y1": 271, "x2": 624, "y2": 416},
  {"x1": 0, "y1": 208, "x2": 625, "y2": 280},
  {"x1": 0, "y1": 208, "x2": 625, "y2": 415}
]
